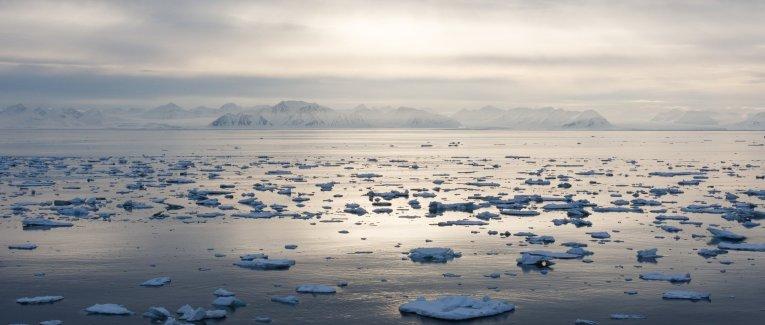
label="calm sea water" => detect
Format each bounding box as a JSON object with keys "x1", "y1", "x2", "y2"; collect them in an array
[{"x1": 1, "y1": 129, "x2": 764, "y2": 324}]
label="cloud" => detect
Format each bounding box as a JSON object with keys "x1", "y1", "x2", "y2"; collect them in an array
[{"x1": 0, "y1": 0, "x2": 763, "y2": 116}]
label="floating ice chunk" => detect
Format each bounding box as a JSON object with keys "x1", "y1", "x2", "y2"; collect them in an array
[
  {"x1": 437, "y1": 219, "x2": 488, "y2": 226},
  {"x1": 707, "y1": 227, "x2": 746, "y2": 241},
  {"x1": 22, "y1": 217, "x2": 73, "y2": 228},
  {"x1": 566, "y1": 247, "x2": 594, "y2": 256},
  {"x1": 271, "y1": 295, "x2": 299, "y2": 305},
  {"x1": 660, "y1": 225, "x2": 682, "y2": 233},
  {"x1": 212, "y1": 296, "x2": 246, "y2": 307},
  {"x1": 40, "y1": 320, "x2": 63, "y2": 325},
  {"x1": 475, "y1": 211, "x2": 499, "y2": 220},
  {"x1": 179, "y1": 306, "x2": 207, "y2": 321},
  {"x1": 408, "y1": 247, "x2": 462, "y2": 263},
  {"x1": 255, "y1": 315, "x2": 272, "y2": 323},
  {"x1": 610, "y1": 314, "x2": 646, "y2": 319},
  {"x1": 85, "y1": 303, "x2": 133, "y2": 315},
  {"x1": 428, "y1": 201, "x2": 477, "y2": 214},
  {"x1": 527, "y1": 235, "x2": 556, "y2": 244},
  {"x1": 234, "y1": 258, "x2": 295, "y2": 270},
  {"x1": 590, "y1": 232, "x2": 611, "y2": 239},
  {"x1": 9, "y1": 243, "x2": 37, "y2": 250},
  {"x1": 205, "y1": 309, "x2": 227, "y2": 319},
  {"x1": 143, "y1": 306, "x2": 172, "y2": 320},
  {"x1": 141, "y1": 276, "x2": 171, "y2": 287},
  {"x1": 284, "y1": 244, "x2": 298, "y2": 249},
  {"x1": 717, "y1": 242, "x2": 765, "y2": 251},
  {"x1": 399, "y1": 296, "x2": 515, "y2": 320},
  {"x1": 575, "y1": 319, "x2": 598, "y2": 325},
  {"x1": 655, "y1": 214, "x2": 688, "y2": 221},
  {"x1": 295, "y1": 284, "x2": 336, "y2": 294},
  {"x1": 500, "y1": 209, "x2": 539, "y2": 216},
  {"x1": 214, "y1": 288, "x2": 235, "y2": 297},
  {"x1": 239, "y1": 253, "x2": 268, "y2": 261},
  {"x1": 516, "y1": 253, "x2": 555, "y2": 267},
  {"x1": 525, "y1": 179, "x2": 550, "y2": 185},
  {"x1": 697, "y1": 248, "x2": 726, "y2": 257},
  {"x1": 16, "y1": 296, "x2": 64, "y2": 304},
  {"x1": 343, "y1": 203, "x2": 368, "y2": 215},
  {"x1": 639, "y1": 272, "x2": 691, "y2": 282},
  {"x1": 662, "y1": 290, "x2": 710, "y2": 301},
  {"x1": 523, "y1": 250, "x2": 581, "y2": 259},
  {"x1": 636, "y1": 248, "x2": 662, "y2": 260}
]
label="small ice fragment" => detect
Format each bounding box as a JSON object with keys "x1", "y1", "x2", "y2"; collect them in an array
[
  {"x1": 271, "y1": 295, "x2": 299, "y2": 305},
  {"x1": 707, "y1": 227, "x2": 746, "y2": 240},
  {"x1": 295, "y1": 284, "x2": 336, "y2": 294},
  {"x1": 9, "y1": 243, "x2": 37, "y2": 250},
  {"x1": 141, "y1": 276, "x2": 171, "y2": 287},
  {"x1": 255, "y1": 316, "x2": 272, "y2": 323},
  {"x1": 639, "y1": 272, "x2": 691, "y2": 282},
  {"x1": 214, "y1": 288, "x2": 235, "y2": 297},
  {"x1": 234, "y1": 258, "x2": 295, "y2": 270},
  {"x1": 610, "y1": 313, "x2": 646, "y2": 319},
  {"x1": 590, "y1": 232, "x2": 611, "y2": 239},
  {"x1": 85, "y1": 303, "x2": 133, "y2": 315},
  {"x1": 142, "y1": 306, "x2": 172, "y2": 320},
  {"x1": 16, "y1": 296, "x2": 64, "y2": 304},
  {"x1": 662, "y1": 290, "x2": 710, "y2": 301},
  {"x1": 717, "y1": 242, "x2": 765, "y2": 251},
  {"x1": 212, "y1": 296, "x2": 246, "y2": 307}
]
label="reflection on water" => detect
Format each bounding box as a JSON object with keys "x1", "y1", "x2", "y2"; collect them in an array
[{"x1": 0, "y1": 129, "x2": 763, "y2": 324}]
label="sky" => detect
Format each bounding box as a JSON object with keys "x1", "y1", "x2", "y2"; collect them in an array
[{"x1": 0, "y1": 0, "x2": 763, "y2": 121}]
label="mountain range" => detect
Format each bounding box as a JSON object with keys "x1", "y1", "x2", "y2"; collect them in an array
[{"x1": 1, "y1": 101, "x2": 763, "y2": 130}]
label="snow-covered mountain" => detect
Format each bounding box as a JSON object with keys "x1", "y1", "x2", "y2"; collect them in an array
[
  {"x1": 451, "y1": 106, "x2": 612, "y2": 130},
  {"x1": 732, "y1": 111, "x2": 765, "y2": 130},
  {"x1": 210, "y1": 101, "x2": 458, "y2": 128},
  {"x1": 0, "y1": 104, "x2": 105, "y2": 129},
  {"x1": 650, "y1": 109, "x2": 718, "y2": 125}
]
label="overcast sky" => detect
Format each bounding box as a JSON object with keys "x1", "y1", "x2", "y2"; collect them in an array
[{"x1": 0, "y1": 0, "x2": 763, "y2": 120}]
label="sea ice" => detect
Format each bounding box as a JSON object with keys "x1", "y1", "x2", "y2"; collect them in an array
[
  {"x1": 85, "y1": 303, "x2": 133, "y2": 315},
  {"x1": 662, "y1": 290, "x2": 710, "y2": 301},
  {"x1": 16, "y1": 296, "x2": 64, "y2": 304},
  {"x1": 399, "y1": 296, "x2": 515, "y2": 320}
]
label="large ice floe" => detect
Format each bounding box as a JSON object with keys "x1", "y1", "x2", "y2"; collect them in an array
[{"x1": 399, "y1": 296, "x2": 515, "y2": 320}]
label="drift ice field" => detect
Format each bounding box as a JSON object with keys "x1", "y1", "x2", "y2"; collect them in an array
[{"x1": 1, "y1": 129, "x2": 764, "y2": 324}]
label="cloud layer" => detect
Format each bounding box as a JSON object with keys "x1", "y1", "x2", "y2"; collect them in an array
[{"x1": 1, "y1": 0, "x2": 763, "y2": 120}]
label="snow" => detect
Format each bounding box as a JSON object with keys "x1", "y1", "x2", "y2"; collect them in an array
[
  {"x1": 85, "y1": 303, "x2": 133, "y2": 315},
  {"x1": 16, "y1": 296, "x2": 64, "y2": 304},
  {"x1": 399, "y1": 296, "x2": 515, "y2": 320},
  {"x1": 662, "y1": 290, "x2": 710, "y2": 301}
]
